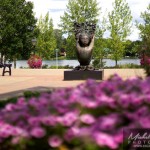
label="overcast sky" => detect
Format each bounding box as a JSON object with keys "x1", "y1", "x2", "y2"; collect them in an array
[{"x1": 27, "y1": 0, "x2": 150, "y2": 41}]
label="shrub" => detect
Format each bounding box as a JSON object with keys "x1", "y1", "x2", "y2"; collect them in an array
[
  {"x1": 140, "y1": 55, "x2": 150, "y2": 76},
  {"x1": 42, "y1": 64, "x2": 49, "y2": 69},
  {"x1": 0, "y1": 75, "x2": 150, "y2": 149},
  {"x1": 27, "y1": 55, "x2": 42, "y2": 69},
  {"x1": 49, "y1": 65, "x2": 73, "y2": 69},
  {"x1": 104, "y1": 63, "x2": 141, "y2": 69}
]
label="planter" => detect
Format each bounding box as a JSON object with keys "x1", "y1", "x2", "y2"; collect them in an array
[{"x1": 27, "y1": 55, "x2": 42, "y2": 69}]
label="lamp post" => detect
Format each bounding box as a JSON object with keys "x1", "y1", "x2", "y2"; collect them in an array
[
  {"x1": 55, "y1": 49, "x2": 59, "y2": 69},
  {"x1": 0, "y1": 36, "x2": 2, "y2": 63},
  {"x1": 32, "y1": 38, "x2": 37, "y2": 55}
]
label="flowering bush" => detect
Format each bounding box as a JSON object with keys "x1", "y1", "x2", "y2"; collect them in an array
[
  {"x1": 27, "y1": 55, "x2": 42, "y2": 69},
  {"x1": 140, "y1": 55, "x2": 150, "y2": 76},
  {"x1": 0, "y1": 75, "x2": 150, "y2": 149}
]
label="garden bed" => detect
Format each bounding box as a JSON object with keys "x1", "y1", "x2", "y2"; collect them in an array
[{"x1": 0, "y1": 75, "x2": 150, "y2": 150}]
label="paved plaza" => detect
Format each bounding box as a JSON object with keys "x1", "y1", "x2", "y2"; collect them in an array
[{"x1": 0, "y1": 69, "x2": 145, "y2": 99}]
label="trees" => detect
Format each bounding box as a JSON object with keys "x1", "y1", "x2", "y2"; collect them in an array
[
  {"x1": 124, "y1": 40, "x2": 141, "y2": 57},
  {"x1": 137, "y1": 4, "x2": 150, "y2": 55},
  {"x1": 65, "y1": 35, "x2": 76, "y2": 59},
  {"x1": 59, "y1": 0, "x2": 100, "y2": 59},
  {"x1": 93, "y1": 17, "x2": 107, "y2": 68},
  {"x1": 0, "y1": 0, "x2": 37, "y2": 65},
  {"x1": 59, "y1": 0, "x2": 100, "y2": 34},
  {"x1": 36, "y1": 13, "x2": 56, "y2": 59},
  {"x1": 108, "y1": 0, "x2": 132, "y2": 66},
  {"x1": 137, "y1": 4, "x2": 150, "y2": 76},
  {"x1": 54, "y1": 29, "x2": 64, "y2": 50}
]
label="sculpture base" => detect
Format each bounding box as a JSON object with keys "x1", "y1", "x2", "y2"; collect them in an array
[{"x1": 64, "y1": 70, "x2": 104, "y2": 80}]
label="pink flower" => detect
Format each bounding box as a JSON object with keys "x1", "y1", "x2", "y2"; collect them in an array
[
  {"x1": 48, "y1": 135, "x2": 62, "y2": 147},
  {"x1": 64, "y1": 127, "x2": 80, "y2": 141},
  {"x1": 80, "y1": 114, "x2": 95, "y2": 124},
  {"x1": 30, "y1": 127, "x2": 46, "y2": 138},
  {"x1": 11, "y1": 137, "x2": 21, "y2": 145},
  {"x1": 28, "y1": 117, "x2": 41, "y2": 126},
  {"x1": 27, "y1": 55, "x2": 42, "y2": 68},
  {"x1": 41, "y1": 116, "x2": 57, "y2": 126},
  {"x1": 5, "y1": 104, "x2": 16, "y2": 111},
  {"x1": 94, "y1": 132, "x2": 118, "y2": 149},
  {"x1": 57, "y1": 112, "x2": 78, "y2": 126}
]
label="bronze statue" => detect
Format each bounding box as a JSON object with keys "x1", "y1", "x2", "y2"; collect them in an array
[
  {"x1": 64, "y1": 22, "x2": 103, "y2": 80},
  {"x1": 74, "y1": 22, "x2": 96, "y2": 70}
]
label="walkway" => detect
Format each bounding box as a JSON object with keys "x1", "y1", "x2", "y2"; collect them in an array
[{"x1": 0, "y1": 69, "x2": 145, "y2": 100}]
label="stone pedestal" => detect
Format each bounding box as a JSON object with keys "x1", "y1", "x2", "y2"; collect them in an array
[{"x1": 64, "y1": 70, "x2": 104, "y2": 80}]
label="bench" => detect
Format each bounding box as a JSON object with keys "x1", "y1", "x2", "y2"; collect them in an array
[{"x1": 0, "y1": 63, "x2": 12, "y2": 76}]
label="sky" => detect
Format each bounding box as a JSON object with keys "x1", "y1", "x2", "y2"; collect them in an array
[{"x1": 26, "y1": 0, "x2": 150, "y2": 41}]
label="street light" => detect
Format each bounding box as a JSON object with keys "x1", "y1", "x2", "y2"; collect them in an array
[
  {"x1": 0, "y1": 36, "x2": 2, "y2": 61},
  {"x1": 32, "y1": 38, "x2": 37, "y2": 54},
  {"x1": 55, "y1": 49, "x2": 59, "y2": 69}
]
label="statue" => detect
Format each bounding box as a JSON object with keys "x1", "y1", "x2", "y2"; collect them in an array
[
  {"x1": 74, "y1": 22, "x2": 96, "y2": 70},
  {"x1": 64, "y1": 22, "x2": 103, "y2": 80}
]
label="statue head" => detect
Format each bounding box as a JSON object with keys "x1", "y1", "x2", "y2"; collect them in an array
[{"x1": 79, "y1": 32, "x2": 91, "y2": 47}]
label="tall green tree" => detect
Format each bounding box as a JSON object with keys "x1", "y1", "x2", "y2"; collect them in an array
[
  {"x1": 53, "y1": 29, "x2": 64, "y2": 50},
  {"x1": 36, "y1": 13, "x2": 56, "y2": 59},
  {"x1": 108, "y1": 0, "x2": 132, "y2": 66},
  {"x1": 65, "y1": 35, "x2": 76, "y2": 59},
  {"x1": 59, "y1": 0, "x2": 100, "y2": 34},
  {"x1": 59, "y1": 0, "x2": 100, "y2": 59},
  {"x1": 137, "y1": 4, "x2": 150, "y2": 55},
  {"x1": 93, "y1": 17, "x2": 107, "y2": 68},
  {"x1": 0, "y1": 0, "x2": 37, "y2": 65}
]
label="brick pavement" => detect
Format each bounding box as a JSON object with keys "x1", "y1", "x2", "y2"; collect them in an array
[{"x1": 0, "y1": 69, "x2": 145, "y2": 100}]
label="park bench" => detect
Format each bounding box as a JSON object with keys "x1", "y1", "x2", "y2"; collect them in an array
[{"x1": 0, "y1": 63, "x2": 12, "y2": 76}]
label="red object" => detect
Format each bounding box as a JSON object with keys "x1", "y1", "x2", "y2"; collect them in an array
[{"x1": 27, "y1": 55, "x2": 42, "y2": 69}]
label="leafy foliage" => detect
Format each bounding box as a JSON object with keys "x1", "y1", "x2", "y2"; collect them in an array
[
  {"x1": 93, "y1": 17, "x2": 108, "y2": 68},
  {"x1": 36, "y1": 13, "x2": 56, "y2": 59},
  {"x1": 65, "y1": 35, "x2": 77, "y2": 59},
  {"x1": 0, "y1": 0, "x2": 37, "y2": 62},
  {"x1": 54, "y1": 29, "x2": 65, "y2": 50},
  {"x1": 137, "y1": 4, "x2": 150, "y2": 77},
  {"x1": 124, "y1": 40, "x2": 141, "y2": 57},
  {"x1": 137, "y1": 4, "x2": 150, "y2": 55},
  {"x1": 59, "y1": 0, "x2": 100, "y2": 34},
  {"x1": 108, "y1": 0, "x2": 132, "y2": 66}
]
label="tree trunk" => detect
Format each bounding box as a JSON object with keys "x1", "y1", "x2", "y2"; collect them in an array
[
  {"x1": 0, "y1": 53, "x2": 2, "y2": 63},
  {"x1": 100, "y1": 58, "x2": 103, "y2": 68},
  {"x1": 13, "y1": 57, "x2": 16, "y2": 68},
  {"x1": 115, "y1": 59, "x2": 118, "y2": 67}
]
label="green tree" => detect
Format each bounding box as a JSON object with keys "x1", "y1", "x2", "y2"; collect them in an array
[
  {"x1": 124, "y1": 40, "x2": 141, "y2": 57},
  {"x1": 108, "y1": 0, "x2": 132, "y2": 66},
  {"x1": 59, "y1": 0, "x2": 100, "y2": 34},
  {"x1": 36, "y1": 13, "x2": 56, "y2": 59},
  {"x1": 54, "y1": 29, "x2": 64, "y2": 50},
  {"x1": 0, "y1": 0, "x2": 37, "y2": 66},
  {"x1": 93, "y1": 17, "x2": 107, "y2": 68},
  {"x1": 137, "y1": 4, "x2": 150, "y2": 55},
  {"x1": 65, "y1": 35, "x2": 76, "y2": 59}
]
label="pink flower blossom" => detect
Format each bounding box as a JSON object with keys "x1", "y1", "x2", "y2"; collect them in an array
[
  {"x1": 94, "y1": 132, "x2": 118, "y2": 149},
  {"x1": 80, "y1": 114, "x2": 95, "y2": 124},
  {"x1": 48, "y1": 135, "x2": 62, "y2": 147},
  {"x1": 30, "y1": 127, "x2": 46, "y2": 138}
]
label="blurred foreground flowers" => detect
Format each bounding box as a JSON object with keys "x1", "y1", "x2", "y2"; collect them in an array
[{"x1": 0, "y1": 75, "x2": 150, "y2": 150}]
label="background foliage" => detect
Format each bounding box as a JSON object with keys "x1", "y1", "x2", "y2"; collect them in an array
[{"x1": 0, "y1": 0, "x2": 37, "y2": 65}]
